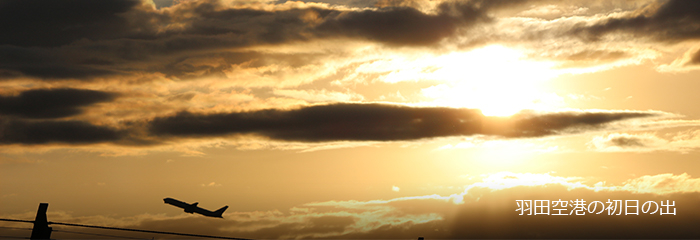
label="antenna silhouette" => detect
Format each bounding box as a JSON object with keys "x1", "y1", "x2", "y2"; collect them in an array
[{"x1": 30, "y1": 203, "x2": 51, "y2": 239}]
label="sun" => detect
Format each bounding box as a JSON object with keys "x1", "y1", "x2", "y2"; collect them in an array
[{"x1": 421, "y1": 45, "x2": 562, "y2": 116}]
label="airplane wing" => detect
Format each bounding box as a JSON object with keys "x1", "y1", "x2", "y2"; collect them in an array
[
  {"x1": 193, "y1": 207, "x2": 216, "y2": 216},
  {"x1": 193, "y1": 205, "x2": 227, "y2": 218}
]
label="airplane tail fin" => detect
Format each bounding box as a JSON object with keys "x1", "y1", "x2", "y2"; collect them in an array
[{"x1": 214, "y1": 206, "x2": 228, "y2": 217}]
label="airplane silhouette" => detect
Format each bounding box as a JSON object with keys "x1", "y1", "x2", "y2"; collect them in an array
[{"x1": 163, "y1": 198, "x2": 228, "y2": 218}]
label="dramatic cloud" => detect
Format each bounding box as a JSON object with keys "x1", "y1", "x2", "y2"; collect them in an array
[
  {"x1": 3, "y1": 2, "x2": 700, "y2": 239},
  {"x1": 689, "y1": 47, "x2": 700, "y2": 65},
  {"x1": 0, "y1": 0, "x2": 142, "y2": 47},
  {"x1": 2, "y1": 101, "x2": 667, "y2": 147},
  {"x1": 314, "y1": 0, "x2": 503, "y2": 46},
  {"x1": 0, "y1": 0, "x2": 530, "y2": 81},
  {"x1": 0, "y1": 118, "x2": 121, "y2": 145},
  {"x1": 313, "y1": 172, "x2": 700, "y2": 239},
  {"x1": 0, "y1": 88, "x2": 125, "y2": 145},
  {"x1": 0, "y1": 45, "x2": 127, "y2": 80},
  {"x1": 552, "y1": 50, "x2": 632, "y2": 69},
  {"x1": 149, "y1": 103, "x2": 661, "y2": 141},
  {"x1": 272, "y1": 89, "x2": 364, "y2": 102},
  {"x1": 589, "y1": 133, "x2": 665, "y2": 152},
  {"x1": 0, "y1": 0, "x2": 695, "y2": 82},
  {"x1": 573, "y1": 0, "x2": 700, "y2": 42},
  {"x1": 620, "y1": 173, "x2": 700, "y2": 195},
  {"x1": 657, "y1": 46, "x2": 700, "y2": 72},
  {"x1": 590, "y1": 130, "x2": 700, "y2": 153},
  {"x1": 0, "y1": 0, "x2": 694, "y2": 149},
  {"x1": 0, "y1": 88, "x2": 118, "y2": 119}
]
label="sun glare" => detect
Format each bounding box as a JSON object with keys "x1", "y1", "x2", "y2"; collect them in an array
[{"x1": 422, "y1": 45, "x2": 562, "y2": 116}]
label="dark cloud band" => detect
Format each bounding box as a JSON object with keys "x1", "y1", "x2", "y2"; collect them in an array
[
  {"x1": 0, "y1": 0, "x2": 141, "y2": 47},
  {"x1": 148, "y1": 103, "x2": 660, "y2": 142},
  {"x1": 0, "y1": 88, "x2": 118, "y2": 119},
  {"x1": 1, "y1": 0, "x2": 696, "y2": 81},
  {"x1": 0, "y1": 0, "x2": 498, "y2": 80},
  {"x1": 0, "y1": 102, "x2": 664, "y2": 145},
  {"x1": 573, "y1": 0, "x2": 700, "y2": 42},
  {"x1": 689, "y1": 48, "x2": 700, "y2": 65},
  {"x1": 0, "y1": 118, "x2": 122, "y2": 145}
]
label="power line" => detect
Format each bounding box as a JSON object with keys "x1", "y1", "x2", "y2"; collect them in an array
[
  {"x1": 0, "y1": 227, "x2": 30, "y2": 240},
  {"x1": 49, "y1": 221, "x2": 250, "y2": 240},
  {"x1": 1, "y1": 218, "x2": 251, "y2": 240},
  {"x1": 0, "y1": 226, "x2": 33, "y2": 231},
  {"x1": 52, "y1": 228, "x2": 151, "y2": 239},
  {"x1": 0, "y1": 226, "x2": 31, "y2": 240},
  {"x1": 0, "y1": 235, "x2": 30, "y2": 239},
  {"x1": 0, "y1": 218, "x2": 34, "y2": 224}
]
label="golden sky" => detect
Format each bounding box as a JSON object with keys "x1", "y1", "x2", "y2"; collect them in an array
[{"x1": 2, "y1": 0, "x2": 700, "y2": 238}]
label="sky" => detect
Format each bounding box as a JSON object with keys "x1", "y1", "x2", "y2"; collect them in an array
[{"x1": 1, "y1": 0, "x2": 700, "y2": 239}]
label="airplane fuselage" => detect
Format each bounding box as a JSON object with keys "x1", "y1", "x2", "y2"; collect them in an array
[{"x1": 163, "y1": 198, "x2": 228, "y2": 218}]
